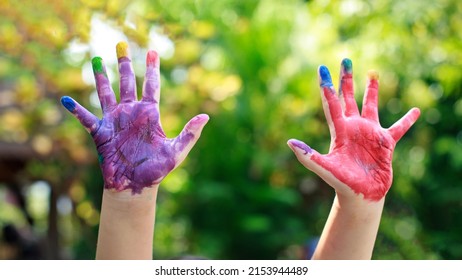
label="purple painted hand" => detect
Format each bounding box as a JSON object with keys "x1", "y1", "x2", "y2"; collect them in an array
[
  {"x1": 288, "y1": 59, "x2": 420, "y2": 201},
  {"x1": 61, "y1": 42, "x2": 209, "y2": 194}
]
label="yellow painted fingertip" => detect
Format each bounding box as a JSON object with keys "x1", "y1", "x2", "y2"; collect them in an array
[
  {"x1": 367, "y1": 70, "x2": 379, "y2": 80},
  {"x1": 116, "y1": 41, "x2": 129, "y2": 59}
]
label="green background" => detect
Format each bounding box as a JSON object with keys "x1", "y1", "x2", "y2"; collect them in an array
[{"x1": 0, "y1": 0, "x2": 460, "y2": 259}]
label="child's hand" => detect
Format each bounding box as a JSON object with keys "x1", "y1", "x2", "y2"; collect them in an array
[
  {"x1": 288, "y1": 59, "x2": 420, "y2": 202},
  {"x1": 61, "y1": 42, "x2": 209, "y2": 194}
]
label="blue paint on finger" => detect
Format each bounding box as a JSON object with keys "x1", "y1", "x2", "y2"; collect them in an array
[
  {"x1": 61, "y1": 96, "x2": 76, "y2": 112},
  {"x1": 319, "y1": 65, "x2": 333, "y2": 87}
]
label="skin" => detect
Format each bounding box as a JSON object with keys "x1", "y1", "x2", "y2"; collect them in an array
[
  {"x1": 61, "y1": 43, "x2": 209, "y2": 194},
  {"x1": 61, "y1": 42, "x2": 209, "y2": 259},
  {"x1": 288, "y1": 59, "x2": 420, "y2": 259}
]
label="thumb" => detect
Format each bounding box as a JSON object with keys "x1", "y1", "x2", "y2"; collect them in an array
[
  {"x1": 287, "y1": 139, "x2": 324, "y2": 173},
  {"x1": 171, "y1": 114, "x2": 210, "y2": 167}
]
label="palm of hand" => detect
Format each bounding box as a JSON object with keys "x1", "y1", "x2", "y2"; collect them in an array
[
  {"x1": 288, "y1": 59, "x2": 420, "y2": 201},
  {"x1": 321, "y1": 118, "x2": 395, "y2": 200},
  {"x1": 61, "y1": 44, "x2": 208, "y2": 194},
  {"x1": 94, "y1": 103, "x2": 183, "y2": 194}
]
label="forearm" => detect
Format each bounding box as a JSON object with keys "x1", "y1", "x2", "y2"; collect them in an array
[
  {"x1": 96, "y1": 186, "x2": 159, "y2": 260},
  {"x1": 312, "y1": 194, "x2": 384, "y2": 260}
]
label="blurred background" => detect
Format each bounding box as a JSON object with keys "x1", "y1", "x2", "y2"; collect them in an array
[{"x1": 0, "y1": 0, "x2": 460, "y2": 260}]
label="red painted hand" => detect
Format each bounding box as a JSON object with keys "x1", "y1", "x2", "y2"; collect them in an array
[
  {"x1": 61, "y1": 42, "x2": 209, "y2": 194},
  {"x1": 288, "y1": 59, "x2": 420, "y2": 201}
]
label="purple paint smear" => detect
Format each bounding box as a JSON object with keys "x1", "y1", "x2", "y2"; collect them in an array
[
  {"x1": 93, "y1": 102, "x2": 193, "y2": 194},
  {"x1": 118, "y1": 57, "x2": 137, "y2": 103},
  {"x1": 62, "y1": 49, "x2": 209, "y2": 195},
  {"x1": 289, "y1": 139, "x2": 312, "y2": 155}
]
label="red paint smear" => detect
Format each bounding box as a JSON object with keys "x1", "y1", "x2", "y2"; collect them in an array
[
  {"x1": 340, "y1": 73, "x2": 354, "y2": 94},
  {"x1": 146, "y1": 50, "x2": 158, "y2": 67},
  {"x1": 311, "y1": 118, "x2": 395, "y2": 201}
]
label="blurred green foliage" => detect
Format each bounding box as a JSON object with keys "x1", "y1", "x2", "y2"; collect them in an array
[{"x1": 0, "y1": 0, "x2": 461, "y2": 259}]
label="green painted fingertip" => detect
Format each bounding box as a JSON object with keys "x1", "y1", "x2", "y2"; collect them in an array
[
  {"x1": 341, "y1": 58, "x2": 353, "y2": 73},
  {"x1": 92, "y1": 57, "x2": 104, "y2": 74}
]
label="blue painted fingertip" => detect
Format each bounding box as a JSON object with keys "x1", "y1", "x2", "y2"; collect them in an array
[
  {"x1": 61, "y1": 96, "x2": 76, "y2": 112},
  {"x1": 319, "y1": 65, "x2": 333, "y2": 87}
]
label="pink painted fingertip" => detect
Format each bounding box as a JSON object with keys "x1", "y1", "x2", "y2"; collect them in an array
[
  {"x1": 187, "y1": 114, "x2": 210, "y2": 130},
  {"x1": 411, "y1": 107, "x2": 421, "y2": 120},
  {"x1": 146, "y1": 50, "x2": 159, "y2": 67},
  {"x1": 287, "y1": 139, "x2": 313, "y2": 155}
]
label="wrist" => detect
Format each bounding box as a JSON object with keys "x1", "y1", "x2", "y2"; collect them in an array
[
  {"x1": 334, "y1": 193, "x2": 385, "y2": 223},
  {"x1": 96, "y1": 185, "x2": 159, "y2": 260},
  {"x1": 312, "y1": 193, "x2": 385, "y2": 260},
  {"x1": 335, "y1": 192, "x2": 385, "y2": 209},
  {"x1": 101, "y1": 185, "x2": 159, "y2": 217}
]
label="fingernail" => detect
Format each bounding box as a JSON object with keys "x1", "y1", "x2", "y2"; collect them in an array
[
  {"x1": 196, "y1": 114, "x2": 210, "y2": 121},
  {"x1": 92, "y1": 57, "x2": 104, "y2": 74},
  {"x1": 288, "y1": 139, "x2": 312, "y2": 155},
  {"x1": 61, "y1": 96, "x2": 76, "y2": 112},
  {"x1": 319, "y1": 65, "x2": 333, "y2": 87},
  {"x1": 116, "y1": 41, "x2": 129, "y2": 59},
  {"x1": 146, "y1": 50, "x2": 158, "y2": 67},
  {"x1": 188, "y1": 114, "x2": 210, "y2": 130},
  {"x1": 341, "y1": 58, "x2": 353, "y2": 73},
  {"x1": 367, "y1": 70, "x2": 379, "y2": 80}
]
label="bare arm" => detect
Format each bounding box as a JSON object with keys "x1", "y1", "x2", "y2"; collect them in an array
[
  {"x1": 96, "y1": 187, "x2": 158, "y2": 259},
  {"x1": 288, "y1": 58, "x2": 420, "y2": 259},
  {"x1": 61, "y1": 42, "x2": 209, "y2": 259},
  {"x1": 313, "y1": 194, "x2": 384, "y2": 259}
]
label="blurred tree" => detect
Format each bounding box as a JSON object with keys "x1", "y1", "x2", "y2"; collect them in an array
[
  {"x1": 0, "y1": 0, "x2": 148, "y2": 259},
  {"x1": 146, "y1": 0, "x2": 462, "y2": 260},
  {"x1": 0, "y1": 0, "x2": 461, "y2": 260}
]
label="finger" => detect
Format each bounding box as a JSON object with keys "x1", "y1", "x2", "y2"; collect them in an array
[
  {"x1": 338, "y1": 58, "x2": 359, "y2": 117},
  {"x1": 318, "y1": 65, "x2": 345, "y2": 139},
  {"x1": 61, "y1": 96, "x2": 100, "y2": 134},
  {"x1": 171, "y1": 114, "x2": 210, "y2": 167},
  {"x1": 92, "y1": 57, "x2": 117, "y2": 113},
  {"x1": 361, "y1": 70, "x2": 380, "y2": 123},
  {"x1": 116, "y1": 41, "x2": 137, "y2": 103},
  {"x1": 388, "y1": 107, "x2": 420, "y2": 142},
  {"x1": 287, "y1": 139, "x2": 329, "y2": 174},
  {"x1": 142, "y1": 50, "x2": 161, "y2": 104}
]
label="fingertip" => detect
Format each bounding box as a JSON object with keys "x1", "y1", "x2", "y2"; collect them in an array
[
  {"x1": 367, "y1": 70, "x2": 379, "y2": 81},
  {"x1": 196, "y1": 113, "x2": 210, "y2": 122},
  {"x1": 341, "y1": 58, "x2": 353, "y2": 73},
  {"x1": 318, "y1": 65, "x2": 333, "y2": 87},
  {"x1": 146, "y1": 50, "x2": 159, "y2": 67},
  {"x1": 116, "y1": 41, "x2": 129, "y2": 59},
  {"x1": 287, "y1": 139, "x2": 312, "y2": 155},
  {"x1": 412, "y1": 107, "x2": 421, "y2": 116},
  {"x1": 187, "y1": 114, "x2": 210, "y2": 131},
  {"x1": 61, "y1": 96, "x2": 76, "y2": 112},
  {"x1": 389, "y1": 107, "x2": 422, "y2": 142},
  {"x1": 410, "y1": 107, "x2": 421, "y2": 122},
  {"x1": 91, "y1": 57, "x2": 104, "y2": 74},
  {"x1": 287, "y1": 139, "x2": 296, "y2": 151},
  {"x1": 287, "y1": 138, "x2": 297, "y2": 147},
  {"x1": 173, "y1": 115, "x2": 210, "y2": 160}
]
